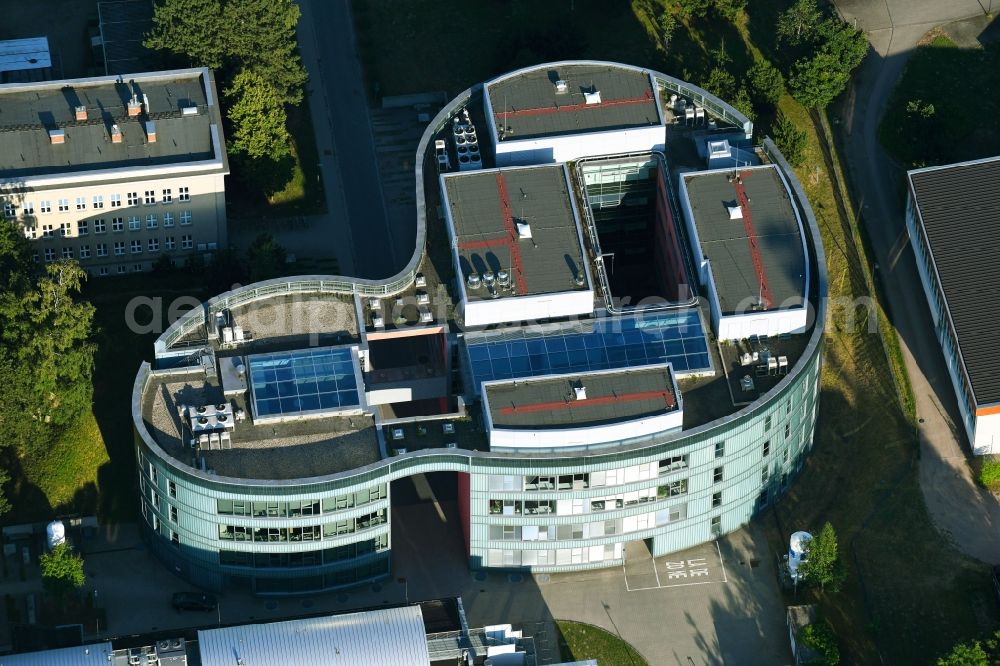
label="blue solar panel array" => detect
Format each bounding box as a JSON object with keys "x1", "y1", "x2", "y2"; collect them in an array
[
  {"x1": 465, "y1": 310, "x2": 711, "y2": 393},
  {"x1": 248, "y1": 347, "x2": 359, "y2": 419}
]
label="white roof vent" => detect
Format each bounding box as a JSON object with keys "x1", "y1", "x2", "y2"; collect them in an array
[
  {"x1": 419, "y1": 309, "x2": 433, "y2": 323},
  {"x1": 516, "y1": 221, "x2": 532, "y2": 239},
  {"x1": 727, "y1": 205, "x2": 743, "y2": 220},
  {"x1": 368, "y1": 297, "x2": 381, "y2": 311},
  {"x1": 573, "y1": 386, "x2": 587, "y2": 401},
  {"x1": 555, "y1": 79, "x2": 568, "y2": 93},
  {"x1": 182, "y1": 106, "x2": 199, "y2": 116},
  {"x1": 392, "y1": 428, "x2": 405, "y2": 440},
  {"x1": 584, "y1": 90, "x2": 602, "y2": 105},
  {"x1": 372, "y1": 315, "x2": 385, "y2": 328}
]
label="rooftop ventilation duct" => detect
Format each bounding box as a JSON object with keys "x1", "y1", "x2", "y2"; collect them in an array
[
  {"x1": 555, "y1": 79, "x2": 568, "y2": 93},
  {"x1": 74, "y1": 105, "x2": 87, "y2": 121},
  {"x1": 467, "y1": 273, "x2": 482, "y2": 290},
  {"x1": 516, "y1": 221, "x2": 532, "y2": 239},
  {"x1": 573, "y1": 386, "x2": 587, "y2": 401},
  {"x1": 584, "y1": 90, "x2": 602, "y2": 105},
  {"x1": 727, "y1": 205, "x2": 743, "y2": 220},
  {"x1": 111, "y1": 124, "x2": 122, "y2": 144},
  {"x1": 127, "y1": 96, "x2": 141, "y2": 117}
]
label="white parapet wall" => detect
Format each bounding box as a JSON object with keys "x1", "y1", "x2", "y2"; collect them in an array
[
  {"x1": 494, "y1": 125, "x2": 665, "y2": 167},
  {"x1": 487, "y1": 408, "x2": 683, "y2": 451},
  {"x1": 462, "y1": 289, "x2": 595, "y2": 328}
]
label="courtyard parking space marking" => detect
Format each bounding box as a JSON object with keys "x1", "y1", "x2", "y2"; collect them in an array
[{"x1": 625, "y1": 541, "x2": 729, "y2": 592}]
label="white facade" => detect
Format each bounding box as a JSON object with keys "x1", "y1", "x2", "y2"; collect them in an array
[
  {"x1": 461, "y1": 289, "x2": 595, "y2": 328},
  {"x1": 492, "y1": 125, "x2": 666, "y2": 167}
]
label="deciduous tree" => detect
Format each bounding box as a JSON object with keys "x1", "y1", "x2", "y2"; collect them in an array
[
  {"x1": 773, "y1": 111, "x2": 808, "y2": 167},
  {"x1": 798, "y1": 522, "x2": 846, "y2": 591},
  {"x1": 225, "y1": 70, "x2": 292, "y2": 161},
  {"x1": 144, "y1": 0, "x2": 226, "y2": 69},
  {"x1": 748, "y1": 59, "x2": 785, "y2": 105},
  {"x1": 40, "y1": 543, "x2": 85, "y2": 600},
  {"x1": 777, "y1": 0, "x2": 823, "y2": 46}
]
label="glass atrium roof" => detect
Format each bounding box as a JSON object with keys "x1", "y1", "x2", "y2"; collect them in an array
[
  {"x1": 248, "y1": 346, "x2": 360, "y2": 419},
  {"x1": 465, "y1": 309, "x2": 711, "y2": 394}
]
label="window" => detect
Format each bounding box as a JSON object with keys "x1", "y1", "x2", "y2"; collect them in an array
[
  {"x1": 712, "y1": 491, "x2": 722, "y2": 508},
  {"x1": 148, "y1": 238, "x2": 159, "y2": 253},
  {"x1": 714, "y1": 441, "x2": 725, "y2": 458},
  {"x1": 117, "y1": 265, "x2": 127, "y2": 274},
  {"x1": 40, "y1": 200, "x2": 51, "y2": 214},
  {"x1": 44, "y1": 248, "x2": 55, "y2": 262},
  {"x1": 761, "y1": 467, "x2": 769, "y2": 485},
  {"x1": 146, "y1": 214, "x2": 157, "y2": 229},
  {"x1": 23, "y1": 202, "x2": 35, "y2": 216},
  {"x1": 710, "y1": 515, "x2": 721, "y2": 536},
  {"x1": 96, "y1": 243, "x2": 108, "y2": 257},
  {"x1": 713, "y1": 466, "x2": 723, "y2": 484},
  {"x1": 171, "y1": 531, "x2": 179, "y2": 547},
  {"x1": 763, "y1": 440, "x2": 770, "y2": 457},
  {"x1": 178, "y1": 186, "x2": 190, "y2": 202},
  {"x1": 130, "y1": 240, "x2": 142, "y2": 254},
  {"x1": 42, "y1": 224, "x2": 54, "y2": 238},
  {"x1": 2, "y1": 202, "x2": 15, "y2": 217},
  {"x1": 112, "y1": 217, "x2": 124, "y2": 232},
  {"x1": 60, "y1": 223, "x2": 71, "y2": 237},
  {"x1": 163, "y1": 212, "x2": 174, "y2": 227},
  {"x1": 79, "y1": 245, "x2": 90, "y2": 259},
  {"x1": 128, "y1": 216, "x2": 140, "y2": 231},
  {"x1": 165, "y1": 236, "x2": 175, "y2": 251},
  {"x1": 77, "y1": 220, "x2": 89, "y2": 236},
  {"x1": 76, "y1": 196, "x2": 86, "y2": 211},
  {"x1": 94, "y1": 219, "x2": 106, "y2": 233},
  {"x1": 127, "y1": 192, "x2": 139, "y2": 206},
  {"x1": 114, "y1": 241, "x2": 125, "y2": 256},
  {"x1": 24, "y1": 226, "x2": 37, "y2": 239},
  {"x1": 786, "y1": 399, "x2": 792, "y2": 416},
  {"x1": 62, "y1": 247, "x2": 73, "y2": 259},
  {"x1": 782, "y1": 448, "x2": 789, "y2": 463},
  {"x1": 99, "y1": 266, "x2": 108, "y2": 276},
  {"x1": 764, "y1": 414, "x2": 772, "y2": 432},
  {"x1": 785, "y1": 422, "x2": 791, "y2": 439},
  {"x1": 58, "y1": 198, "x2": 69, "y2": 212},
  {"x1": 181, "y1": 234, "x2": 193, "y2": 249},
  {"x1": 658, "y1": 455, "x2": 688, "y2": 474},
  {"x1": 152, "y1": 514, "x2": 160, "y2": 532},
  {"x1": 133, "y1": 263, "x2": 143, "y2": 273},
  {"x1": 162, "y1": 189, "x2": 172, "y2": 203},
  {"x1": 144, "y1": 190, "x2": 156, "y2": 205},
  {"x1": 110, "y1": 193, "x2": 122, "y2": 208},
  {"x1": 658, "y1": 479, "x2": 688, "y2": 498},
  {"x1": 180, "y1": 211, "x2": 192, "y2": 225},
  {"x1": 92, "y1": 195, "x2": 104, "y2": 209},
  {"x1": 170, "y1": 506, "x2": 178, "y2": 522}
]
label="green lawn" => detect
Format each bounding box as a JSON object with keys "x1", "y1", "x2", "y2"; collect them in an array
[
  {"x1": 880, "y1": 35, "x2": 1000, "y2": 168},
  {"x1": 556, "y1": 620, "x2": 649, "y2": 666}
]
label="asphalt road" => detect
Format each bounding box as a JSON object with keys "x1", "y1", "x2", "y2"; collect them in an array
[
  {"x1": 298, "y1": 0, "x2": 397, "y2": 280},
  {"x1": 832, "y1": 0, "x2": 1000, "y2": 562}
]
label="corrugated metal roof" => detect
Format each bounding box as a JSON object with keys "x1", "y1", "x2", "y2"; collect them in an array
[
  {"x1": 908, "y1": 156, "x2": 1000, "y2": 406},
  {"x1": 684, "y1": 165, "x2": 806, "y2": 314},
  {"x1": 197, "y1": 606, "x2": 431, "y2": 666},
  {"x1": 0, "y1": 642, "x2": 114, "y2": 666},
  {"x1": 0, "y1": 37, "x2": 51, "y2": 73}
]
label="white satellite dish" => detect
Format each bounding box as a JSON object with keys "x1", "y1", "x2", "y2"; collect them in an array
[{"x1": 788, "y1": 530, "x2": 813, "y2": 581}]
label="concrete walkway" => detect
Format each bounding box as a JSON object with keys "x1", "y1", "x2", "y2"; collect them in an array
[{"x1": 833, "y1": 0, "x2": 1000, "y2": 562}]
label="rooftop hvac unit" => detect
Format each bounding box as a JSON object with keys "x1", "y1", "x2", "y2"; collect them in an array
[
  {"x1": 442, "y1": 422, "x2": 455, "y2": 434},
  {"x1": 467, "y1": 273, "x2": 482, "y2": 290},
  {"x1": 574, "y1": 386, "x2": 587, "y2": 400},
  {"x1": 497, "y1": 270, "x2": 511, "y2": 288},
  {"x1": 469, "y1": 154, "x2": 482, "y2": 169},
  {"x1": 373, "y1": 315, "x2": 385, "y2": 328},
  {"x1": 555, "y1": 79, "x2": 568, "y2": 93},
  {"x1": 415, "y1": 273, "x2": 427, "y2": 287},
  {"x1": 182, "y1": 106, "x2": 199, "y2": 116},
  {"x1": 392, "y1": 428, "x2": 405, "y2": 440},
  {"x1": 419, "y1": 309, "x2": 433, "y2": 323},
  {"x1": 416, "y1": 292, "x2": 430, "y2": 305},
  {"x1": 584, "y1": 90, "x2": 602, "y2": 105},
  {"x1": 368, "y1": 297, "x2": 381, "y2": 311},
  {"x1": 483, "y1": 271, "x2": 495, "y2": 287}
]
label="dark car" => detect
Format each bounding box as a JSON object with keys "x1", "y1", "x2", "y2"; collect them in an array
[{"x1": 172, "y1": 591, "x2": 218, "y2": 612}]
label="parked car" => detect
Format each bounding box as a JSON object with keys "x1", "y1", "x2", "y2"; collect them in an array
[{"x1": 172, "y1": 591, "x2": 218, "y2": 612}]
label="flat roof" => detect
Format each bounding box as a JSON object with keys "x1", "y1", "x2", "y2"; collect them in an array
[
  {"x1": 444, "y1": 165, "x2": 588, "y2": 299},
  {"x1": 141, "y1": 370, "x2": 379, "y2": 480},
  {"x1": 485, "y1": 365, "x2": 677, "y2": 430},
  {"x1": 197, "y1": 606, "x2": 430, "y2": 666},
  {"x1": 0, "y1": 643, "x2": 114, "y2": 666},
  {"x1": 684, "y1": 165, "x2": 806, "y2": 313},
  {"x1": 908, "y1": 156, "x2": 1000, "y2": 406},
  {"x1": 0, "y1": 37, "x2": 51, "y2": 73},
  {"x1": 0, "y1": 69, "x2": 221, "y2": 178},
  {"x1": 487, "y1": 63, "x2": 660, "y2": 141}
]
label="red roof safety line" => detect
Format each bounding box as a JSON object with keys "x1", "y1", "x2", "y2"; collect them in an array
[
  {"x1": 458, "y1": 238, "x2": 508, "y2": 251},
  {"x1": 732, "y1": 171, "x2": 774, "y2": 309},
  {"x1": 494, "y1": 91, "x2": 653, "y2": 119},
  {"x1": 499, "y1": 389, "x2": 676, "y2": 415},
  {"x1": 494, "y1": 172, "x2": 529, "y2": 295}
]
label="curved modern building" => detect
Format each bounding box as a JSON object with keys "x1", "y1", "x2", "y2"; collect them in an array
[{"x1": 131, "y1": 61, "x2": 827, "y2": 595}]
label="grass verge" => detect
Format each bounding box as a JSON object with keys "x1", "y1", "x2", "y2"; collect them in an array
[
  {"x1": 555, "y1": 620, "x2": 649, "y2": 666},
  {"x1": 21, "y1": 412, "x2": 110, "y2": 514}
]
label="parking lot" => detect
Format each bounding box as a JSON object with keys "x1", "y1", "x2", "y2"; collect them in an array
[{"x1": 623, "y1": 540, "x2": 728, "y2": 592}]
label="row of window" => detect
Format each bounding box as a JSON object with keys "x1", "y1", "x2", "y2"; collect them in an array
[
  {"x1": 488, "y1": 480, "x2": 688, "y2": 516},
  {"x1": 33, "y1": 236, "x2": 195, "y2": 262},
  {"x1": 216, "y1": 487, "x2": 388, "y2": 518},
  {"x1": 487, "y1": 505, "x2": 685, "y2": 542},
  {"x1": 486, "y1": 543, "x2": 620, "y2": 568},
  {"x1": 219, "y1": 535, "x2": 389, "y2": 569},
  {"x1": 217, "y1": 510, "x2": 387, "y2": 542},
  {"x1": 2, "y1": 187, "x2": 191, "y2": 218},
  {"x1": 25, "y1": 212, "x2": 193, "y2": 239}
]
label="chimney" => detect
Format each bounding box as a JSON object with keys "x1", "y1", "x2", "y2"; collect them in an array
[
  {"x1": 74, "y1": 105, "x2": 87, "y2": 121},
  {"x1": 127, "y1": 96, "x2": 141, "y2": 117},
  {"x1": 145, "y1": 120, "x2": 157, "y2": 143},
  {"x1": 48, "y1": 129, "x2": 65, "y2": 145},
  {"x1": 111, "y1": 124, "x2": 122, "y2": 144}
]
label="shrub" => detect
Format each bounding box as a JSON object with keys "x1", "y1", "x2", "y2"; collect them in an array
[
  {"x1": 748, "y1": 59, "x2": 785, "y2": 105},
  {"x1": 978, "y1": 456, "x2": 1000, "y2": 491},
  {"x1": 773, "y1": 112, "x2": 808, "y2": 167}
]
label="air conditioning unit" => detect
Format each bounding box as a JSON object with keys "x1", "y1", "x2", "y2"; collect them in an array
[
  {"x1": 442, "y1": 422, "x2": 455, "y2": 434},
  {"x1": 373, "y1": 315, "x2": 385, "y2": 328},
  {"x1": 419, "y1": 309, "x2": 433, "y2": 323},
  {"x1": 392, "y1": 428, "x2": 404, "y2": 440}
]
